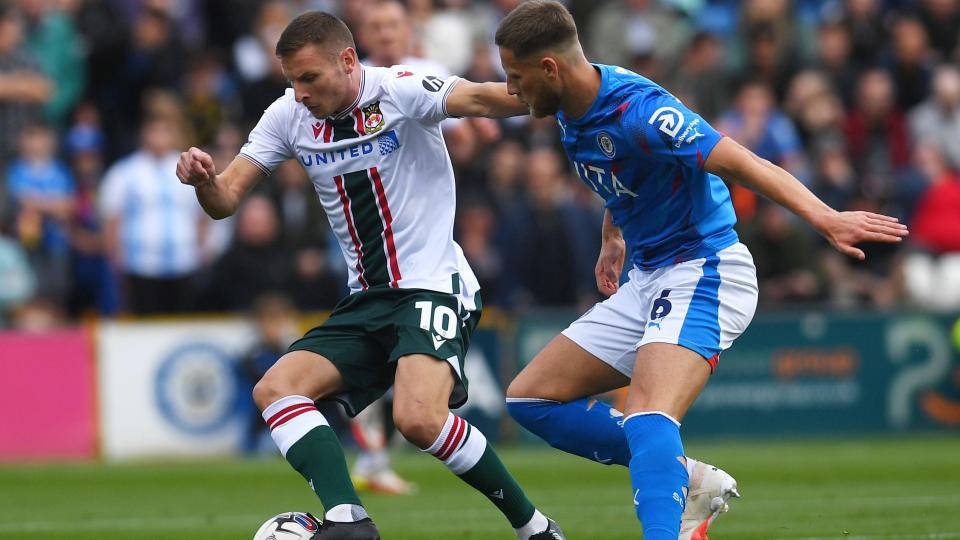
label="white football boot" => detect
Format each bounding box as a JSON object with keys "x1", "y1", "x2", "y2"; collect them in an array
[{"x1": 679, "y1": 461, "x2": 740, "y2": 540}]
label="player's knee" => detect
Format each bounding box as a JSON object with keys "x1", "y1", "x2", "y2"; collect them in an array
[
  {"x1": 252, "y1": 374, "x2": 288, "y2": 411},
  {"x1": 393, "y1": 407, "x2": 445, "y2": 449},
  {"x1": 505, "y1": 371, "x2": 536, "y2": 399}
]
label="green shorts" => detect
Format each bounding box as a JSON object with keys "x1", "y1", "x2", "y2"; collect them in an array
[{"x1": 287, "y1": 287, "x2": 482, "y2": 416}]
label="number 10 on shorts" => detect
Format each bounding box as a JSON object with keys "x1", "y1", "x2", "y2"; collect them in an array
[{"x1": 415, "y1": 301, "x2": 458, "y2": 339}]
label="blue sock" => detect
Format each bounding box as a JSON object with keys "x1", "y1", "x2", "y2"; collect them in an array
[
  {"x1": 506, "y1": 398, "x2": 631, "y2": 466},
  {"x1": 622, "y1": 412, "x2": 688, "y2": 540}
]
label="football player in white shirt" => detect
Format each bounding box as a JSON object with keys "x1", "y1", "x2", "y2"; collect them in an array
[{"x1": 176, "y1": 11, "x2": 564, "y2": 540}]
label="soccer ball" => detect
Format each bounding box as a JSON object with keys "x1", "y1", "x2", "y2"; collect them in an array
[{"x1": 252, "y1": 511, "x2": 321, "y2": 540}]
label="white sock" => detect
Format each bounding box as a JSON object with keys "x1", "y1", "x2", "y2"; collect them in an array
[
  {"x1": 514, "y1": 509, "x2": 549, "y2": 539},
  {"x1": 325, "y1": 503, "x2": 369, "y2": 523},
  {"x1": 685, "y1": 456, "x2": 700, "y2": 479},
  {"x1": 353, "y1": 449, "x2": 389, "y2": 476},
  {"x1": 262, "y1": 395, "x2": 328, "y2": 457},
  {"x1": 423, "y1": 412, "x2": 487, "y2": 474}
]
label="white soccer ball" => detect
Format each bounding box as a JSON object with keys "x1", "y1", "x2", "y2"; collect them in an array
[{"x1": 252, "y1": 511, "x2": 321, "y2": 540}]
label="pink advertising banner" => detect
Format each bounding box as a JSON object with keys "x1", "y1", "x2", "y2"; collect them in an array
[{"x1": 0, "y1": 328, "x2": 96, "y2": 460}]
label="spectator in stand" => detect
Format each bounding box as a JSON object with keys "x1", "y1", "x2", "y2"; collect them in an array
[
  {"x1": 813, "y1": 18, "x2": 858, "y2": 108},
  {"x1": 737, "y1": 0, "x2": 802, "y2": 99},
  {"x1": 667, "y1": 31, "x2": 731, "y2": 122},
  {"x1": 6, "y1": 124, "x2": 74, "y2": 304},
  {"x1": 915, "y1": 0, "x2": 960, "y2": 62},
  {"x1": 737, "y1": 199, "x2": 824, "y2": 306},
  {"x1": 903, "y1": 144, "x2": 960, "y2": 310},
  {"x1": 100, "y1": 115, "x2": 206, "y2": 314},
  {"x1": 500, "y1": 147, "x2": 599, "y2": 310},
  {"x1": 844, "y1": 69, "x2": 911, "y2": 206},
  {"x1": 18, "y1": 0, "x2": 85, "y2": 126},
  {"x1": 64, "y1": 102, "x2": 118, "y2": 317},
  {"x1": 909, "y1": 65, "x2": 960, "y2": 172},
  {"x1": 887, "y1": 17, "x2": 934, "y2": 111},
  {"x1": 183, "y1": 53, "x2": 234, "y2": 149},
  {"x1": 406, "y1": 0, "x2": 475, "y2": 75},
  {"x1": 783, "y1": 70, "x2": 836, "y2": 146},
  {"x1": 0, "y1": 219, "x2": 36, "y2": 327},
  {"x1": 810, "y1": 135, "x2": 859, "y2": 217},
  {"x1": 234, "y1": 1, "x2": 289, "y2": 103},
  {"x1": 107, "y1": 6, "x2": 186, "y2": 157},
  {"x1": 587, "y1": 0, "x2": 691, "y2": 77},
  {"x1": 0, "y1": 4, "x2": 50, "y2": 167},
  {"x1": 842, "y1": 0, "x2": 886, "y2": 69},
  {"x1": 359, "y1": 0, "x2": 437, "y2": 72},
  {"x1": 717, "y1": 78, "x2": 808, "y2": 219},
  {"x1": 268, "y1": 160, "x2": 342, "y2": 310},
  {"x1": 237, "y1": 292, "x2": 300, "y2": 455},
  {"x1": 457, "y1": 203, "x2": 504, "y2": 305},
  {"x1": 205, "y1": 194, "x2": 290, "y2": 312}
]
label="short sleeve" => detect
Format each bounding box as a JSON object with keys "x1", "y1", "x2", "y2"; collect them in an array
[
  {"x1": 238, "y1": 94, "x2": 295, "y2": 174},
  {"x1": 98, "y1": 162, "x2": 126, "y2": 219},
  {"x1": 387, "y1": 69, "x2": 462, "y2": 124},
  {"x1": 622, "y1": 89, "x2": 723, "y2": 169}
]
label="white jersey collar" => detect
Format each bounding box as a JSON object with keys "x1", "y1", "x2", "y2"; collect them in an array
[{"x1": 329, "y1": 65, "x2": 366, "y2": 120}]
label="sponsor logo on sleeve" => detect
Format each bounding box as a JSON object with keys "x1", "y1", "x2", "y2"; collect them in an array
[
  {"x1": 648, "y1": 106, "x2": 685, "y2": 138},
  {"x1": 422, "y1": 75, "x2": 445, "y2": 92},
  {"x1": 675, "y1": 118, "x2": 704, "y2": 148}
]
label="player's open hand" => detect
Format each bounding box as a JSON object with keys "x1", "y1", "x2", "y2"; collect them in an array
[
  {"x1": 595, "y1": 235, "x2": 626, "y2": 296},
  {"x1": 176, "y1": 147, "x2": 217, "y2": 187},
  {"x1": 818, "y1": 210, "x2": 909, "y2": 260}
]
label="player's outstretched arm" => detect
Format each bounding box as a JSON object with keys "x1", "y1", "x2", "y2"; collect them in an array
[
  {"x1": 445, "y1": 80, "x2": 528, "y2": 119},
  {"x1": 595, "y1": 209, "x2": 626, "y2": 296},
  {"x1": 176, "y1": 148, "x2": 265, "y2": 220},
  {"x1": 705, "y1": 137, "x2": 909, "y2": 260}
]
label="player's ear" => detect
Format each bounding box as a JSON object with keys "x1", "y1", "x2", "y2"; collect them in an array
[
  {"x1": 541, "y1": 57, "x2": 559, "y2": 80},
  {"x1": 340, "y1": 47, "x2": 358, "y2": 73}
]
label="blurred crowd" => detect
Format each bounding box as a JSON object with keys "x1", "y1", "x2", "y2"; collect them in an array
[{"x1": 1, "y1": 0, "x2": 959, "y2": 329}]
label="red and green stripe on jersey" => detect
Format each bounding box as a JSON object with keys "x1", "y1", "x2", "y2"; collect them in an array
[{"x1": 328, "y1": 110, "x2": 401, "y2": 289}]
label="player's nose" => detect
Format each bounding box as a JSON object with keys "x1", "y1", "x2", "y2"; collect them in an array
[{"x1": 292, "y1": 83, "x2": 309, "y2": 102}]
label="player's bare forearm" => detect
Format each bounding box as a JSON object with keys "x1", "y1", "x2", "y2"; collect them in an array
[
  {"x1": 596, "y1": 209, "x2": 625, "y2": 296},
  {"x1": 445, "y1": 80, "x2": 527, "y2": 118},
  {"x1": 178, "y1": 150, "x2": 264, "y2": 220},
  {"x1": 705, "y1": 136, "x2": 908, "y2": 259},
  {"x1": 705, "y1": 137, "x2": 832, "y2": 226},
  {"x1": 601, "y1": 208, "x2": 623, "y2": 242},
  {"x1": 193, "y1": 176, "x2": 241, "y2": 220}
]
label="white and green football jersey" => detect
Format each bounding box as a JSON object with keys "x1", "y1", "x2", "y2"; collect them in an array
[{"x1": 239, "y1": 65, "x2": 479, "y2": 308}]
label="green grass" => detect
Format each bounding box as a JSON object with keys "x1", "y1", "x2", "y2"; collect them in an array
[{"x1": 2, "y1": 436, "x2": 959, "y2": 539}]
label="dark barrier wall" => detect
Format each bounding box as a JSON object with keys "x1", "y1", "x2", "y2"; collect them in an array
[{"x1": 515, "y1": 312, "x2": 960, "y2": 436}]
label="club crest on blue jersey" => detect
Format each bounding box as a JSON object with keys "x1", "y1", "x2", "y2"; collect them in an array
[
  {"x1": 597, "y1": 132, "x2": 616, "y2": 158},
  {"x1": 362, "y1": 101, "x2": 385, "y2": 134}
]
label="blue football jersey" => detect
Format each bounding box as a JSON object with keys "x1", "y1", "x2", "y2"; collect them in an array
[{"x1": 557, "y1": 64, "x2": 738, "y2": 269}]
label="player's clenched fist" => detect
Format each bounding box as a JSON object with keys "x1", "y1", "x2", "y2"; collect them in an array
[{"x1": 176, "y1": 147, "x2": 217, "y2": 187}]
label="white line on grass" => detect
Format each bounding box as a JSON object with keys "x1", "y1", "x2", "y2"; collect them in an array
[
  {"x1": 0, "y1": 514, "x2": 256, "y2": 533},
  {"x1": 775, "y1": 533, "x2": 960, "y2": 540}
]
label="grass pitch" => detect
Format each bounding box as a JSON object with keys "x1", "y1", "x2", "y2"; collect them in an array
[{"x1": 1, "y1": 436, "x2": 958, "y2": 539}]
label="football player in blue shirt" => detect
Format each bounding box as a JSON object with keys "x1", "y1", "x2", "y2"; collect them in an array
[{"x1": 495, "y1": 2, "x2": 909, "y2": 539}]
